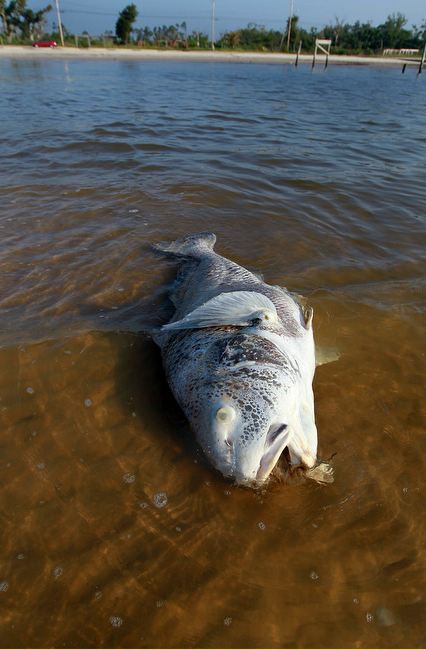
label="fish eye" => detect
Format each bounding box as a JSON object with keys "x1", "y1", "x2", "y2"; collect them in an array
[{"x1": 216, "y1": 406, "x2": 235, "y2": 423}]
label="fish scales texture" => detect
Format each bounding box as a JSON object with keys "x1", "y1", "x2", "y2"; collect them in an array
[{"x1": 153, "y1": 232, "x2": 333, "y2": 486}]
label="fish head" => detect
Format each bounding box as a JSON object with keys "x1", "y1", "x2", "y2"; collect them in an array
[{"x1": 191, "y1": 332, "x2": 318, "y2": 486}]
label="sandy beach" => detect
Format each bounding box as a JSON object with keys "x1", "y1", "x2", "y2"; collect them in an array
[{"x1": 0, "y1": 44, "x2": 414, "y2": 66}]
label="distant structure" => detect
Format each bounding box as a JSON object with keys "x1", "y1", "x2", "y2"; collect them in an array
[
  {"x1": 384, "y1": 48, "x2": 419, "y2": 55},
  {"x1": 401, "y1": 42, "x2": 426, "y2": 75},
  {"x1": 74, "y1": 33, "x2": 91, "y2": 47},
  {"x1": 312, "y1": 39, "x2": 331, "y2": 69}
]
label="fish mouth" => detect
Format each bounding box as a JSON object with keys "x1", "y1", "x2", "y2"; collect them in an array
[{"x1": 256, "y1": 433, "x2": 290, "y2": 483}]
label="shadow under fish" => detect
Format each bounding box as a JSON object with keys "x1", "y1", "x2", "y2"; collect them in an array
[{"x1": 151, "y1": 232, "x2": 334, "y2": 487}]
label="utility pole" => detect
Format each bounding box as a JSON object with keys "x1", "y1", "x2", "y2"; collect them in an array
[
  {"x1": 286, "y1": 0, "x2": 294, "y2": 51},
  {"x1": 211, "y1": 0, "x2": 215, "y2": 50},
  {"x1": 54, "y1": 0, "x2": 65, "y2": 47}
]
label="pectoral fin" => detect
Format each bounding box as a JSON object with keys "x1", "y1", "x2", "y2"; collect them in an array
[{"x1": 162, "y1": 291, "x2": 278, "y2": 331}]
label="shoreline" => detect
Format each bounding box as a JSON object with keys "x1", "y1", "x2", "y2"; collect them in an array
[{"x1": 0, "y1": 45, "x2": 415, "y2": 67}]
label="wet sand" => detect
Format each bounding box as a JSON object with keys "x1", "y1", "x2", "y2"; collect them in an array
[{"x1": 0, "y1": 44, "x2": 412, "y2": 67}]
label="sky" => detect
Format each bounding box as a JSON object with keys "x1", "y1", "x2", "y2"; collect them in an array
[{"x1": 31, "y1": 0, "x2": 426, "y2": 38}]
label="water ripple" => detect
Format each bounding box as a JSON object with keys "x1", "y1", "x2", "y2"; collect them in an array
[{"x1": 0, "y1": 58, "x2": 425, "y2": 648}]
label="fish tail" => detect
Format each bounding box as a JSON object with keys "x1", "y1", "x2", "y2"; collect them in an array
[{"x1": 153, "y1": 232, "x2": 216, "y2": 258}]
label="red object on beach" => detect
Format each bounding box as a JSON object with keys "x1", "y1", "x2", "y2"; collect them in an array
[{"x1": 33, "y1": 40, "x2": 57, "y2": 48}]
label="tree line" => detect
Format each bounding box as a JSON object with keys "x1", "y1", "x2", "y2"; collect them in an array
[
  {"x1": 114, "y1": 7, "x2": 426, "y2": 53},
  {"x1": 114, "y1": 4, "x2": 208, "y2": 48},
  {"x1": 219, "y1": 14, "x2": 426, "y2": 54},
  {"x1": 0, "y1": 1, "x2": 425, "y2": 54}
]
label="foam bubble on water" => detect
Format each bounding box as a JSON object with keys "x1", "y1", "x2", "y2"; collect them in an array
[
  {"x1": 84, "y1": 398, "x2": 92, "y2": 407},
  {"x1": 224, "y1": 617, "x2": 232, "y2": 626},
  {"x1": 17, "y1": 554, "x2": 25, "y2": 560},
  {"x1": 129, "y1": 209, "x2": 139, "y2": 213},
  {"x1": 310, "y1": 571, "x2": 319, "y2": 581},
  {"x1": 94, "y1": 590, "x2": 103, "y2": 600},
  {"x1": 366, "y1": 612, "x2": 374, "y2": 623},
  {"x1": 26, "y1": 387, "x2": 34, "y2": 395},
  {"x1": 109, "y1": 616, "x2": 123, "y2": 628},
  {"x1": 36, "y1": 463, "x2": 45, "y2": 470},
  {"x1": 156, "y1": 599, "x2": 164, "y2": 608},
  {"x1": 139, "y1": 501, "x2": 149, "y2": 509},
  {"x1": 257, "y1": 521, "x2": 266, "y2": 530},
  {"x1": 353, "y1": 597, "x2": 359, "y2": 605},
  {"x1": 122, "y1": 473, "x2": 136, "y2": 484},
  {"x1": 53, "y1": 566, "x2": 63, "y2": 579},
  {"x1": 31, "y1": 431, "x2": 37, "y2": 437},
  {"x1": 176, "y1": 526, "x2": 182, "y2": 532},
  {"x1": 0, "y1": 581, "x2": 9, "y2": 592},
  {"x1": 153, "y1": 492, "x2": 167, "y2": 508}
]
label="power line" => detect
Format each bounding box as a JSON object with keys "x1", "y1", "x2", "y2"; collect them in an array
[
  {"x1": 59, "y1": 8, "x2": 319, "y2": 27},
  {"x1": 287, "y1": 0, "x2": 294, "y2": 50},
  {"x1": 211, "y1": 0, "x2": 215, "y2": 49}
]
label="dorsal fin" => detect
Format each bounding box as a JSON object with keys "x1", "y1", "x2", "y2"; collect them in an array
[
  {"x1": 153, "y1": 232, "x2": 216, "y2": 258},
  {"x1": 162, "y1": 291, "x2": 278, "y2": 331}
]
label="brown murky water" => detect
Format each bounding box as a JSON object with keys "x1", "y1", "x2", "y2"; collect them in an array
[{"x1": 0, "y1": 58, "x2": 425, "y2": 648}]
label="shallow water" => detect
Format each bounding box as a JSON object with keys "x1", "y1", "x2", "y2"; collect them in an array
[{"x1": 0, "y1": 58, "x2": 425, "y2": 648}]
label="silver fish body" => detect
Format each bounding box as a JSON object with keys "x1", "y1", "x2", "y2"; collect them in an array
[{"x1": 153, "y1": 232, "x2": 332, "y2": 486}]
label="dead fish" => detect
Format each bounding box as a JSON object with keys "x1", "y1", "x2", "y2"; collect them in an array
[{"x1": 152, "y1": 232, "x2": 333, "y2": 487}]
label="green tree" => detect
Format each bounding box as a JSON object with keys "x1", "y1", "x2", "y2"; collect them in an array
[
  {"x1": 187, "y1": 30, "x2": 209, "y2": 48},
  {"x1": 0, "y1": 0, "x2": 8, "y2": 37},
  {"x1": 379, "y1": 13, "x2": 410, "y2": 48},
  {"x1": 20, "y1": 5, "x2": 51, "y2": 40},
  {"x1": 218, "y1": 24, "x2": 283, "y2": 51},
  {"x1": 115, "y1": 3, "x2": 138, "y2": 44},
  {"x1": 413, "y1": 20, "x2": 426, "y2": 43},
  {"x1": 283, "y1": 14, "x2": 300, "y2": 51},
  {"x1": 0, "y1": 0, "x2": 50, "y2": 41},
  {"x1": 134, "y1": 25, "x2": 152, "y2": 44},
  {"x1": 1, "y1": 0, "x2": 25, "y2": 41}
]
